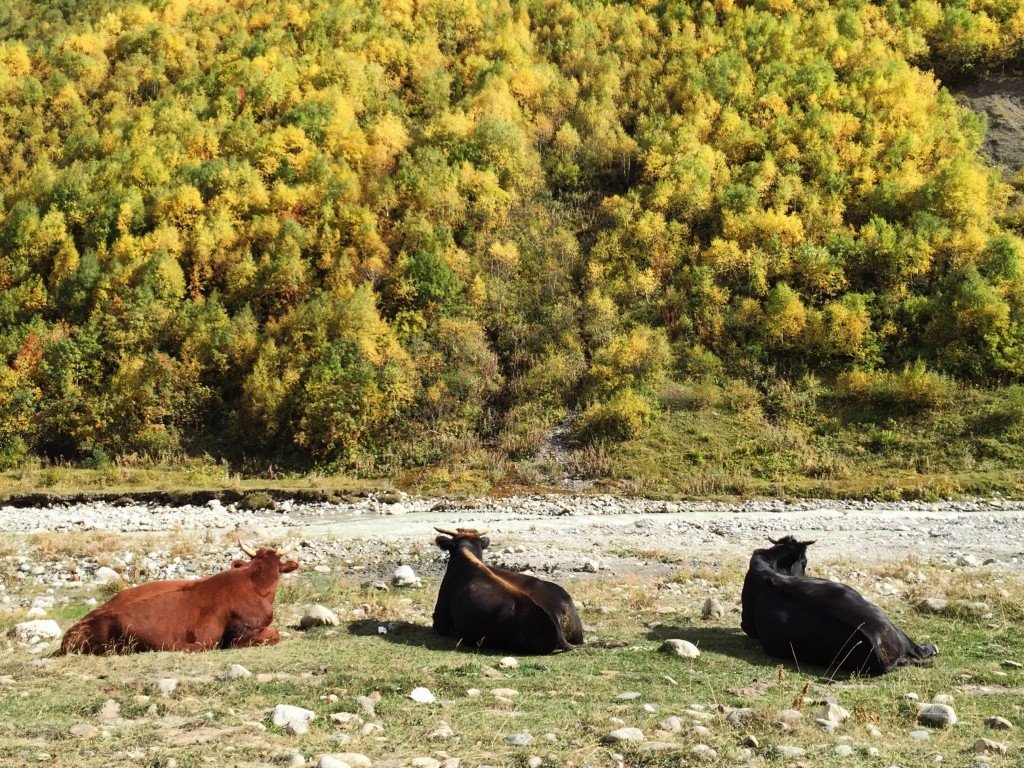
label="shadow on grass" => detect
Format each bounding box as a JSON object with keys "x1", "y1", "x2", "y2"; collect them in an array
[
  {"x1": 646, "y1": 624, "x2": 780, "y2": 668},
  {"x1": 347, "y1": 619, "x2": 478, "y2": 653}
]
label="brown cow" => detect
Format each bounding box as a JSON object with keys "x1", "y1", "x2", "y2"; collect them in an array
[
  {"x1": 432, "y1": 527, "x2": 584, "y2": 654},
  {"x1": 60, "y1": 540, "x2": 298, "y2": 654}
]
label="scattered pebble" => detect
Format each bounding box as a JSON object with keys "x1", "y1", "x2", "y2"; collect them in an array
[
  {"x1": 301, "y1": 605, "x2": 340, "y2": 628},
  {"x1": 602, "y1": 727, "x2": 645, "y2": 743},
  {"x1": 660, "y1": 639, "x2": 700, "y2": 658},
  {"x1": 918, "y1": 703, "x2": 958, "y2": 728},
  {"x1": 506, "y1": 732, "x2": 534, "y2": 746},
  {"x1": 409, "y1": 687, "x2": 435, "y2": 704}
]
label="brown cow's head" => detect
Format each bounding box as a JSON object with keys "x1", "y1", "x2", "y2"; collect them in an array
[
  {"x1": 235, "y1": 539, "x2": 300, "y2": 574},
  {"x1": 434, "y1": 527, "x2": 490, "y2": 559}
]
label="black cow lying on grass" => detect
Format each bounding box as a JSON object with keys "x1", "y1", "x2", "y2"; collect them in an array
[
  {"x1": 741, "y1": 536, "x2": 937, "y2": 676},
  {"x1": 432, "y1": 527, "x2": 584, "y2": 653}
]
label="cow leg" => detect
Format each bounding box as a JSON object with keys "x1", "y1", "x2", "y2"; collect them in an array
[{"x1": 228, "y1": 626, "x2": 280, "y2": 648}]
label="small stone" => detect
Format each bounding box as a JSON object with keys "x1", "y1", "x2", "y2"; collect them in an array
[
  {"x1": 499, "y1": 657, "x2": 518, "y2": 669},
  {"x1": 288, "y1": 754, "x2": 306, "y2": 768},
  {"x1": 527, "y1": 758, "x2": 542, "y2": 768},
  {"x1": 581, "y1": 559, "x2": 599, "y2": 573},
  {"x1": 1002, "y1": 660, "x2": 1023, "y2": 669},
  {"x1": 392, "y1": 566, "x2": 420, "y2": 588},
  {"x1": 918, "y1": 597, "x2": 948, "y2": 614},
  {"x1": 329, "y1": 713, "x2": 365, "y2": 730},
  {"x1": 909, "y1": 729, "x2": 931, "y2": 741},
  {"x1": 354, "y1": 695, "x2": 377, "y2": 717},
  {"x1": 660, "y1": 639, "x2": 700, "y2": 658},
  {"x1": 97, "y1": 699, "x2": 121, "y2": 722},
  {"x1": 225, "y1": 664, "x2": 252, "y2": 680},
  {"x1": 817, "y1": 718, "x2": 839, "y2": 733},
  {"x1": 986, "y1": 716, "x2": 1013, "y2": 730},
  {"x1": 701, "y1": 597, "x2": 724, "y2": 620},
  {"x1": 602, "y1": 727, "x2": 645, "y2": 743},
  {"x1": 301, "y1": 606, "x2": 340, "y2": 629},
  {"x1": 726, "y1": 708, "x2": 753, "y2": 727},
  {"x1": 867, "y1": 725, "x2": 883, "y2": 738},
  {"x1": 658, "y1": 716, "x2": 682, "y2": 733},
  {"x1": 409, "y1": 760, "x2": 440, "y2": 768},
  {"x1": 329, "y1": 753, "x2": 370, "y2": 768},
  {"x1": 273, "y1": 705, "x2": 316, "y2": 733},
  {"x1": 775, "y1": 746, "x2": 805, "y2": 758},
  {"x1": 918, "y1": 703, "x2": 958, "y2": 728},
  {"x1": 154, "y1": 678, "x2": 178, "y2": 698},
  {"x1": 615, "y1": 692, "x2": 641, "y2": 701},
  {"x1": 743, "y1": 735, "x2": 759, "y2": 748},
  {"x1": 957, "y1": 554, "x2": 982, "y2": 567},
  {"x1": 690, "y1": 744, "x2": 717, "y2": 761},
  {"x1": 932, "y1": 694, "x2": 954, "y2": 705},
  {"x1": 819, "y1": 702, "x2": 851, "y2": 723},
  {"x1": 409, "y1": 687, "x2": 435, "y2": 704},
  {"x1": 835, "y1": 744, "x2": 855, "y2": 757},
  {"x1": 8, "y1": 620, "x2": 61, "y2": 642},
  {"x1": 492, "y1": 688, "x2": 519, "y2": 698},
  {"x1": 429, "y1": 723, "x2": 454, "y2": 740},
  {"x1": 93, "y1": 566, "x2": 122, "y2": 584},
  {"x1": 777, "y1": 709, "x2": 804, "y2": 724},
  {"x1": 506, "y1": 732, "x2": 533, "y2": 746},
  {"x1": 316, "y1": 757, "x2": 352, "y2": 768},
  {"x1": 69, "y1": 724, "x2": 99, "y2": 740},
  {"x1": 972, "y1": 739, "x2": 1008, "y2": 755}
]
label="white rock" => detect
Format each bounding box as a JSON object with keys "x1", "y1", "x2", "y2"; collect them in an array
[
  {"x1": 835, "y1": 744, "x2": 855, "y2": 757},
  {"x1": 499, "y1": 657, "x2": 519, "y2": 669},
  {"x1": 69, "y1": 724, "x2": 99, "y2": 740},
  {"x1": 986, "y1": 716, "x2": 1013, "y2": 730},
  {"x1": 392, "y1": 565, "x2": 420, "y2": 587},
  {"x1": 26, "y1": 607, "x2": 46, "y2": 619},
  {"x1": 602, "y1": 727, "x2": 645, "y2": 743},
  {"x1": 224, "y1": 664, "x2": 252, "y2": 680},
  {"x1": 661, "y1": 639, "x2": 700, "y2": 658},
  {"x1": 9, "y1": 620, "x2": 61, "y2": 642},
  {"x1": 409, "y1": 687, "x2": 435, "y2": 703},
  {"x1": 819, "y1": 702, "x2": 851, "y2": 723},
  {"x1": 301, "y1": 605, "x2": 340, "y2": 628},
  {"x1": 273, "y1": 704, "x2": 317, "y2": 733},
  {"x1": 93, "y1": 566, "x2": 122, "y2": 584},
  {"x1": 701, "y1": 597, "x2": 724, "y2": 620},
  {"x1": 316, "y1": 757, "x2": 352, "y2": 768},
  {"x1": 153, "y1": 678, "x2": 178, "y2": 698},
  {"x1": 328, "y1": 753, "x2": 371, "y2": 767}
]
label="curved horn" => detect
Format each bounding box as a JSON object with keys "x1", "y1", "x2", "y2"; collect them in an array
[
  {"x1": 476, "y1": 528, "x2": 489, "y2": 536},
  {"x1": 275, "y1": 541, "x2": 296, "y2": 556},
  {"x1": 767, "y1": 537, "x2": 779, "y2": 545},
  {"x1": 236, "y1": 534, "x2": 258, "y2": 557},
  {"x1": 434, "y1": 527, "x2": 460, "y2": 536}
]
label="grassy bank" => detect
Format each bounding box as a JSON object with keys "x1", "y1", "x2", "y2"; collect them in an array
[
  {"x1": 4, "y1": 379, "x2": 1024, "y2": 503},
  {"x1": 0, "y1": 556, "x2": 1020, "y2": 768}
]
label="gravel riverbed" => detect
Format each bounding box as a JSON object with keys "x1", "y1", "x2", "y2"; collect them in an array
[{"x1": 2, "y1": 495, "x2": 1023, "y2": 590}]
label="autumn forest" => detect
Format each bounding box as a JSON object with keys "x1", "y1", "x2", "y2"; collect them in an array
[{"x1": 1, "y1": 0, "x2": 1023, "y2": 485}]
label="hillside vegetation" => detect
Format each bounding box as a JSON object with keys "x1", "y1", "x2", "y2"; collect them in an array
[{"x1": 2, "y1": 0, "x2": 1024, "y2": 486}]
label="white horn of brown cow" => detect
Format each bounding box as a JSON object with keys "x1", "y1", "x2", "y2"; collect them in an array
[
  {"x1": 477, "y1": 529, "x2": 489, "y2": 536},
  {"x1": 434, "y1": 527, "x2": 459, "y2": 536},
  {"x1": 237, "y1": 535, "x2": 258, "y2": 557},
  {"x1": 276, "y1": 542, "x2": 296, "y2": 556}
]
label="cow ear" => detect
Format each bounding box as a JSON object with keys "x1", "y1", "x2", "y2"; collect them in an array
[
  {"x1": 435, "y1": 536, "x2": 453, "y2": 551},
  {"x1": 799, "y1": 540, "x2": 816, "y2": 548},
  {"x1": 280, "y1": 560, "x2": 299, "y2": 573},
  {"x1": 231, "y1": 559, "x2": 247, "y2": 569},
  {"x1": 479, "y1": 536, "x2": 490, "y2": 549}
]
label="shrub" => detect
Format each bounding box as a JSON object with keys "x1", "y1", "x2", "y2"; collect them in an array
[
  {"x1": 836, "y1": 362, "x2": 952, "y2": 415},
  {"x1": 576, "y1": 389, "x2": 655, "y2": 444},
  {"x1": 238, "y1": 491, "x2": 276, "y2": 511}
]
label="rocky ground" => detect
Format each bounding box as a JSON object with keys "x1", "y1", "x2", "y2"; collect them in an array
[{"x1": 1, "y1": 495, "x2": 1022, "y2": 768}]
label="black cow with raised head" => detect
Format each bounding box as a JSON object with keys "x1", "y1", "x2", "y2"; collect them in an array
[
  {"x1": 432, "y1": 527, "x2": 584, "y2": 654},
  {"x1": 741, "y1": 536, "x2": 937, "y2": 676}
]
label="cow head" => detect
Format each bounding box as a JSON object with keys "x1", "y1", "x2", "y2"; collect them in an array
[
  {"x1": 235, "y1": 538, "x2": 300, "y2": 574},
  {"x1": 434, "y1": 527, "x2": 490, "y2": 558},
  {"x1": 761, "y1": 535, "x2": 815, "y2": 575}
]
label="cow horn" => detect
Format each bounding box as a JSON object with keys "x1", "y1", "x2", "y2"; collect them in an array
[
  {"x1": 476, "y1": 528, "x2": 489, "y2": 536},
  {"x1": 236, "y1": 534, "x2": 258, "y2": 557},
  {"x1": 434, "y1": 527, "x2": 460, "y2": 537},
  {"x1": 767, "y1": 537, "x2": 779, "y2": 545},
  {"x1": 276, "y1": 542, "x2": 296, "y2": 556}
]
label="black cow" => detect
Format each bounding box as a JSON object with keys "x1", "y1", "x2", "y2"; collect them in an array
[
  {"x1": 432, "y1": 527, "x2": 584, "y2": 654},
  {"x1": 740, "y1": 536, "x2": 937, "y2": 676}
]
